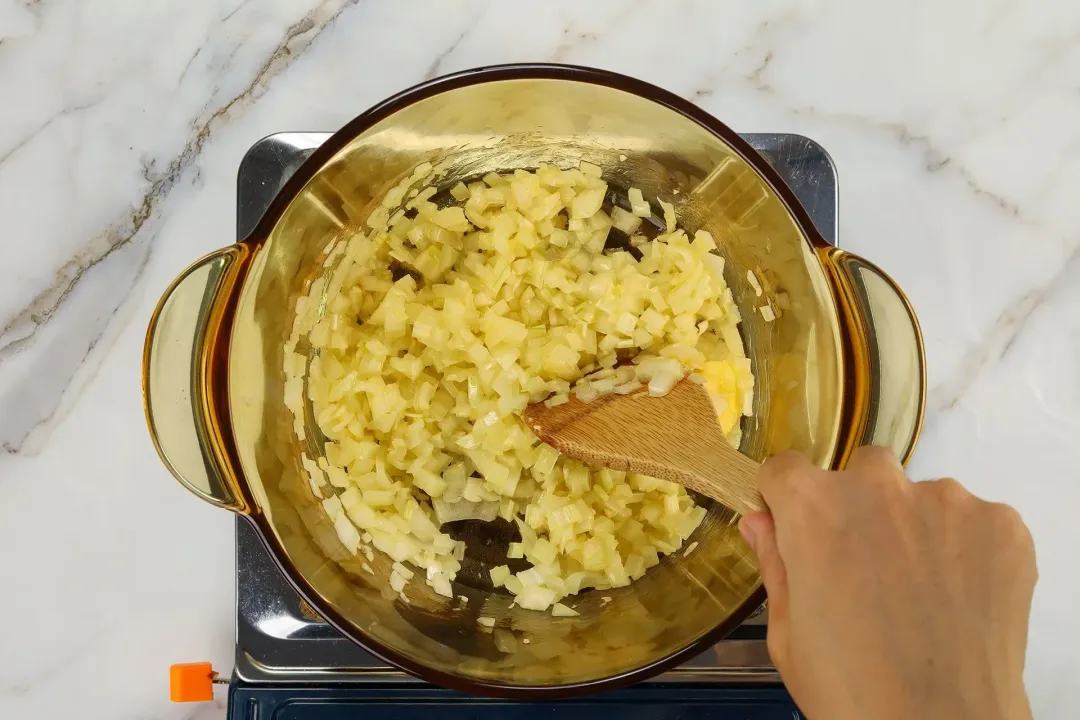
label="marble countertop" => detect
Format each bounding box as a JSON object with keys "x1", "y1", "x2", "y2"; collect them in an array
[{"x1": 1, "y1": 0, "x2": 1078, "y2": 718}]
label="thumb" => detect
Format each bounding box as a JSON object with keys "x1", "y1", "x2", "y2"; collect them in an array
[{"x1": 739, "y1": 512, "x2": 788, "y2": 619}]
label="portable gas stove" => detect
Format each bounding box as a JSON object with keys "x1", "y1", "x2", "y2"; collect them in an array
[{"x1": 226, "y1": 132, "x2": 836, "y2": 718}]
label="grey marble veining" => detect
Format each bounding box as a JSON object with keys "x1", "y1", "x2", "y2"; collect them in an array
[{"x1": 1, "y1": 1, "x2": 1078, "y2": 718}]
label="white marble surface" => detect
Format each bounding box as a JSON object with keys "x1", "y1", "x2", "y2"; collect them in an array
[{"x1": 1, "y1": 0, "x2": 1078, "y2": 717}]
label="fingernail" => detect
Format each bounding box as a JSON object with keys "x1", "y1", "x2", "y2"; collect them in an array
[{"x1": 739, "y1": 517, "x2": 756, "y2": 551}]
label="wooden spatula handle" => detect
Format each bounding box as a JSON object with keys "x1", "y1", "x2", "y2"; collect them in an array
[{"x1": 674, "y1": 431, "x2": 764, "y2": 516}]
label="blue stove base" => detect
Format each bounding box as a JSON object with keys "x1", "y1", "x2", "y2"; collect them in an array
[{"x1": 227, "y1": 682, "x2": 802, "y2": 719}]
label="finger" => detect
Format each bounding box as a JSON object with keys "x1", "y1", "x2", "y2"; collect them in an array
[
  {"x1": 757, "y1": 450, "x2": 815, "y2": 520},
  {"x1": 739, "y1": 512, "x2": 788, "y2": 621},
  {"x1": 844, "y1": 445, "x2": 907, "y2": 485}
]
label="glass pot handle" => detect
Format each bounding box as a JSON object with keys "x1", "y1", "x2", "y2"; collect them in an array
[
  {"x1": 142, "y1": 246, "x2": 249, "y2": 513},
  {"x1": 821, "y1": 248, "x2": 926, "y2": 465}
]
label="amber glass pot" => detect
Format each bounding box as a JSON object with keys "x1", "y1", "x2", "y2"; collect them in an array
[{"x1": 143, "y1": 65, "x2": 925, "y2": 697}]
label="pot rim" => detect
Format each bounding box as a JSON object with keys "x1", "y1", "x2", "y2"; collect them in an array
[{"x1": 241, "y1": 63, "x2": 832, "y2": 250}]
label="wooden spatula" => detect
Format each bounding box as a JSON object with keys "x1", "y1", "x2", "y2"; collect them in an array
[{"x1": 523, "y1": 378, "x2": 764, "y2": 515}]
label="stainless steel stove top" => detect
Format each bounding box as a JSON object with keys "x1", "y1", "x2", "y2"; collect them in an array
[{"x1": 233, "y1": 132, "x2": 837, "y2": 686}]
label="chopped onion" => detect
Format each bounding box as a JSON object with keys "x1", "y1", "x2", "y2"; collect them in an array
[
  {"x1": 659, "y1": 200, "x2": 677, "y2": 233},
  {"x1": 571, "y1": 353, "x2": 690, "y2": 402},
  {"x1": 285, "y1": 162, "x2": 753, "y2": 614},
  {"x1": 628, "y1": 187, "x2": 650, "y2": 217},
  {"x1": 551, "y1": 602, "x2": 579, "y2": 617},
  {"x1": 611, "y1": 206, "x2": 642, "y2": 235},
  {"x1": 430, "y1": 573, "x2": 453, "y2": 598},
  {"x1": 579, "y1": 161, "x2": 602, "y2": 178},
  {"x1": 544, "y1": 392, "x2": 570, "y2": 407},
  {"x1": 490, "y1": 565, "x2": 511, "y2": 587},
  {"x1": 334, "y1": 513, "x2": 361, "y2": 554},
  {"x1": 746, "y1": 270, "x2": 763, "y2": 297},
  {"x1": 322, "y1": 495, "x2": 344, "y2": 522},
  {"x1": 390, "y1": 570, "x2": 407, "y2": 593},
  {"x1": 433, "y1": 498, "x2": 500, "y2": 525}
]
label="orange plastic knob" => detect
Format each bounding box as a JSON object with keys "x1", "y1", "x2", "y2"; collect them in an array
[{"x1": 169, "y1": 662, "x2": 216, "y2": 702}]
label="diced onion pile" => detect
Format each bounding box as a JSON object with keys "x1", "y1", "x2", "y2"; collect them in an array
[{"x1": 284, "y1": 161, "x2": 754, "y2": 613}]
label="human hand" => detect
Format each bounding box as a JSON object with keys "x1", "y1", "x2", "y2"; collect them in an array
[{"x1": 740, "y1": 447, "x2": 1037, "y2": 720}]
